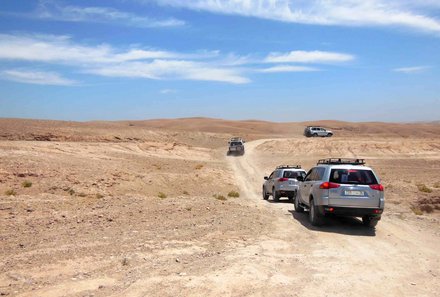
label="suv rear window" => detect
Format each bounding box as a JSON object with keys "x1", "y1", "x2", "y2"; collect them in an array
[
  {"x1": 329, "y1": 169, "x2": 378, "y2": 185},
  {"x1": 230, "y1": 142, "x2": 242, "y2": 146},
  {"x1": 283, "y1": 171, "x2": 305, "y2": 179}
]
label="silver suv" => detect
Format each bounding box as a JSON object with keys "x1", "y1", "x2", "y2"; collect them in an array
[
  {"x1": 263, "y1": 165, "x2": 306, "y2": 202},
  {"x1": 227, "y1": 137, "x2": 245, "y2": 156},
  {"x1": 304, "y1": 126, "x2": 333, "y2": 137},
  {"x1": 295, "y1": 158, "x2": 384, "y2": 228}
]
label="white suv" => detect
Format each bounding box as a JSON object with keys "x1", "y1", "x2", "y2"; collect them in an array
[
  {"x1": 304, "y1": 126, "x2": 333, "y2": 137},
  {"x1": 263, "y1": 165, "x2": 306, "y2": 202},
  {"x1": 295, "y1": 158, "x2": 384, "y2": 228}
]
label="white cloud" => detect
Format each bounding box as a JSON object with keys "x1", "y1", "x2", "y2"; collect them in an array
[
  {"x1": 160, "y1": 89, "x2": 177, "y2": 94},
  {"x1": 35, "y1": 1, "x2": 185, "y2": 28},
  {"x1": 87, "y1": 60, "x2": 250, "y2": 84},
  {"x1": 265, "y1": 50, "x2": 354, "y2": 64},
  {"x1": 0, "y1": 33, "x2": 352, "y2": 84},
  {"x1": 154, "y1": 0, "x2": 440, "y2": 34},
  {"x1": 0, "y1": 69, "x2": 77, "y2": 86},
  {"x1": 393, "y1": 66, "x2": 430, "y2": 73},
  {"x1": 0, "y1": 33, "x2": 188, "y2": 64},
  {"x1": 258, "y1": 65, "x2": 318, "y2": 73}
]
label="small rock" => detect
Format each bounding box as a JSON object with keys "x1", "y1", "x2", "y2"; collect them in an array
[
  {"x1": 178, "y1": 272, "x2": 187, "y2": 276},
  {"x1": 175, "y1": 258, "x2": 180, "y2": 263}
]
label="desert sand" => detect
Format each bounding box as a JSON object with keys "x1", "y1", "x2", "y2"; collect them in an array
[{"x1": 0, "y1": 118, "x2": 439, "y2": 297}]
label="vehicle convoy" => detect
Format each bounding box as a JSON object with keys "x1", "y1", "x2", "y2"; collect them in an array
[
  {"x1": 227, "y1": 137, "x2": 245, "y2": 156},
  {"x1": 304, "y1": 126, "x2": 333, "y2": 137},
  {"x1": 295, "y1": 158, "x2": 384, "y2": 228},
  {"x1": 263, "y1": 165, "x2": 306, "y2": 202}
]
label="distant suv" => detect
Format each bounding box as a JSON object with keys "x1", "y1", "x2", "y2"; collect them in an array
[
  {"x1": 263, "y1": 165, "x2": 306, "y2": 202},
  {"x1": 304, "y1": 126, "x2": 333, "y2": 137},
  {"x1": 227, "y1": 137, "x2": 245, "y2": 156},
  {"x1": 295, "y1": 158, "x2": 384, "y2": 228}
]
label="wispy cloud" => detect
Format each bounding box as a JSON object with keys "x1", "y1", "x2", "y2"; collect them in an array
[
  {"x1": 0, "y1": 33, "x2": 249, "y2": 84},
  {"x1": 258, "y1": 65, "x2": 318, "y2": 73},
  {"x1": 87, "y1": 60, "x2": 250, "y2": 84},
  {"x1": 0, "y1": 33, "x2": 354, "y2": 84},
  {"x1": 153, "y1": 0, "x2": 440, "y2": 35},
  {"x1": 0, "y1": 69, "x2": 77, "y2": 85},
  {"x1": 160, "y1": 89, "x2": 177, "y2": 94},
  {"x1": 393, "y1": 66, "x2": 431, "y2": 74},
  {"x1": 34, "y1": 1, "x2": 185, "y2": 28},
  {"x1": 265, "y1": 51, "x2": 354, "y2": 64},
  {"x1": 0, "y1": 33, "x2": 182, "y2": 64}
]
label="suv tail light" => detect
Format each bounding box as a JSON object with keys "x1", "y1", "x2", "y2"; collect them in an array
[
  {"x1": 369, "y1": 184, "x2": 384, "y2": 191},
  {"x1": 319, "y1": 182, "x2": 340, "y2": 189},
  {"x1": 278, "y1": 178, "x2": 289, "y2": 182}
]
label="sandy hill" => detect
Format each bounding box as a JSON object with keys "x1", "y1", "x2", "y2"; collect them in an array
[{"x1": 0, "y1": 118, "x2": 439, "y2": 143}]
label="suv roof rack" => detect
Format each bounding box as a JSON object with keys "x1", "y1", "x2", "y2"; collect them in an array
[
  {"x1": 317, "y1": 158, "x2": 365, "y2": 165},
  {"x1": 276, "y1": 165, "x2": 302, "y2": 169},
  {"x1": 230, "y1": 137, "x2": 243, "y2": 141}
]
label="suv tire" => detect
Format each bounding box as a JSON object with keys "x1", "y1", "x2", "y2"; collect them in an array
[
  {"x1": 294, "y1": 196, "x2": 304, "y2": 213},
  {"x1": 309, "y1": 198, "x2": 324, "y2": 226},
  {"x1": 262, "y1": 186, "x2": 269, "y2": 200},
  {"x1": 362, "y1": 216, "x2": 379, "y2": 228},
  {"x1": 273, "y1": 188, "x2": 280, "y2": 202},
  {"x1": 327, "y1": 133, "x2": 333, "y2": 137}
]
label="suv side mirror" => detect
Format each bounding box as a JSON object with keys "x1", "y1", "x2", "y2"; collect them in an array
[
  {"x1": 297, "y1": 176, "x2": 304, "y2": 182},
  {"x1": 264, "y1": 176, "x2": 269, "y2": 180}
]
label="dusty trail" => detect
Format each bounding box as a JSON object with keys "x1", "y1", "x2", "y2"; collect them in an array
[{"x1": 226, "y1": 139, "x2": 440, "y2": 297}]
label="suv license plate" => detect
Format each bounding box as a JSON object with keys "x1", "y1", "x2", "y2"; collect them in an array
[{"x1": 345, "y1": 190, "x2": 364, "y2": 196}]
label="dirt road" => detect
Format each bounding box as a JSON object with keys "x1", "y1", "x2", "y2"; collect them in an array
[{"x1": 226, "y1": 138, "x2": 440, "y2": 297}]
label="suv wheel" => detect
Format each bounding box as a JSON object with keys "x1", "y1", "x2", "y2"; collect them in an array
[
  {"x1": 273, "y1": 188, "x2": 280, "y2": 202},
  {"x1": 262, "y1": 186, "x2": 269, "y2": 200},
  {"x1": 362, "y1": 216, "x2": 379, "y2": 228},
  {"x1": 294, "y1": 196, "x2": 304, "y2": 213},
  {"x1": 312, "y1": 133, "x2": 318, "y2": 137},
  {"x1": 309, "y1": 198, "x2": 324, "y2": 226},
  {"x1": 327, "y1": 133, "x2": 333, "y2": 137}
]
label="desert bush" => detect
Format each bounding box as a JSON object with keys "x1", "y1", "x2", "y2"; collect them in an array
[
  {"x1": 433, "y1": 182, "x2": 440, "y2": 189},
  {"x1": 5, "y1": 189, "x2": 17, "y2": 196},
  {"x1": 67, "y1": 188, "x2": 75, "y2": 195},
  {"x1": 158, "y1": 192, "x2": 167, "y2": 199},
  {"x1": 417, "y1": 184, "x2": 432, "y2": 193},
  {"x1": 420, "y1": 204, "x2": 434, "y2": 213},
  {"x1": 96, "y1": 193, "x2": 104, "y2": 199},
  {"x1": 195, "y1": 164, "x2": 204, "y2": 170},
  {"x1": 213, "y1": 194, "x2": 227, "y2": 201},
  {"x1": 22, "y1": 180, "x2": 32, "y2": 188},
  {"x1": 182, "y1": 190, "x2": 189, "y2": 195},
  {"x1": 227, "y1": 190, "x2": 240, "y2": 198},
  {"x1": 410, "y1": 207, "x2": 423, "y2": 216},
  {"x1": 77, "y1": 192, "x2": 87, "y2": 197}
]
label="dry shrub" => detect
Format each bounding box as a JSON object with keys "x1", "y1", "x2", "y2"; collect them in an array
[
  {"x1": 227, "y1": 190, "x2": 240, "y2": 198},
  {"x1": 213, "y1": 194, "x2": 227, "y2": 201},
  {"x1": 417, "y1": 184, "x2": 432, "y2": 193},
  {"x1": 22, "y1": 180, "x2": 32, "y2": 188},
  {"x1": 5, "y1": 189, "x2": 17, "y2": 196},
  {"x1": 410, "y1": 207, "x2": 423, "y2": 216},
  {"x1": 420, "y1": 204, "x2": 434, "y2": 213}
]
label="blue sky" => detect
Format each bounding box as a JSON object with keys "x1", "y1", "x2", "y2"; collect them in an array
[{"x1": 0, "y1": 0, "x2": 439, "y2": 122}]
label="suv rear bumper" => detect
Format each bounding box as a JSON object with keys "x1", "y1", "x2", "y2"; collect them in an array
[{"x1": 319, "y1": 206, "x2": 383, "y2": 217}]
